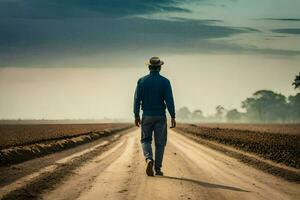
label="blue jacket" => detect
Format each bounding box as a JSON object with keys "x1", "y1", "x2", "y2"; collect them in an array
[{"x1": 134, "y1": 70, "x2": 175, "y2": 118}]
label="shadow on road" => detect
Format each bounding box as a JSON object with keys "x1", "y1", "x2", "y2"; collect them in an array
[{"x1": 156, "y1": 175, "x2": 250, "y2": 192}]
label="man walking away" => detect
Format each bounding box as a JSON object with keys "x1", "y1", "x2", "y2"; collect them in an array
[{"x1": 134, "y1": 56, "x2": 176, "y2": 176}]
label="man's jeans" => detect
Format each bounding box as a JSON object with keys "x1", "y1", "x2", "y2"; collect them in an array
[{"x1": 141, "y1": 115, "x2": 167, "y2": 171}]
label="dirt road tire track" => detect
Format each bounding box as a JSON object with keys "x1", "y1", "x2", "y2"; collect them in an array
[
  {"x1": 45, "y1": 130, "x2": 300, "y2": 200},
  {"x1": 173, "y1": 129, "x2": 300, "y2": 183},
  {"x1": 0, "y1": 129, "x2": 135, "y2": 200},
  {"x1": 1, "y1": 129, "x2": 299, "y2": 200}
]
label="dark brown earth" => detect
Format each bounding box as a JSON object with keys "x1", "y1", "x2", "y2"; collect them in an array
[
  {"x1": 193, "y1": 123, "x2": 300, "y2": 135},
  {"x1": 0, "y1": 124, "x2": 133, "y2": 166},
  {"x1": 0, "y1": 123, "x2": 131, "y2": 148},
  {"x1": 174, "y1": 123, "x2": 300, "y2": 169}
]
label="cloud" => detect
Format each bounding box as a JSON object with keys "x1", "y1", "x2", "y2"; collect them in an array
[
  {"x1": 0, "y1": 0, "x2": 298, "y2": 68},
  {"x1": 171, "y1": 17, "x2": 224, "y2": 24},
  {"x1": 177, "y1": 39, "x2": 300, "y2": 57},
  {"x1": 0, "y1": 16, "x2": 260, "y2": 67},
  {"x1": 272, "y1": 28, "x2": 300, "y2": 35},
  {"x1": 0, "y1": 0, "x2": 190, "y2": 19},
  {"x1": 258, "y1": 18, "x2": 300, "y2": 22},
  {"x1": 0, "y1": 17, "x2": 250, "y2": 47}
]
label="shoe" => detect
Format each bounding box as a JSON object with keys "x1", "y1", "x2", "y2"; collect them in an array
[
  {"x1": 146, "y1": 159, "x2": 154, "y2": 176},
  {"x1": 155, "y1": 170, "x2": 164, "y2": 176}
]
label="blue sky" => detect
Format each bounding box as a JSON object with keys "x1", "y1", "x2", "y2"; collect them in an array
[{"x1": 0, "y1": 0, "x2": 299, "y2": 119}]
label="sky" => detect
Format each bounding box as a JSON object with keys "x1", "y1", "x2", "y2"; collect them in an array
[{"x1": 0, "y1": 0, "x2": 300, "y2": 120}]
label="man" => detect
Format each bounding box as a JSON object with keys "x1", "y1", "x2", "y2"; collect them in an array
[{"x1": 134, "y1": 56, "x2": 176, "y2": 177}]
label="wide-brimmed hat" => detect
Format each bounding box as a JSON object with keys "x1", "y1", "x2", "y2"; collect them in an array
[{"x1": 145, "y1": 57, "x2": 164, "y2": 66}]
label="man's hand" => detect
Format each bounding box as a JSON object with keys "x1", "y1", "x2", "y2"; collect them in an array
[
  {"x1": 170, "y1": 118, "x2": 176, "y2": 128},
  {"x1": 135, "y1": 117, "x2": 141, "y2": 127}
]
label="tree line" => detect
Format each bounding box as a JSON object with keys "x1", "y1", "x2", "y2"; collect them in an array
[{"x1": 176, "y1": 90, "x2": 300, "y2": 123}]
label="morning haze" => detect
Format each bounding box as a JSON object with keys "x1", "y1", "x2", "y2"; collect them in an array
[{"x1": 0, "y1": 0, "x2": 299, "y2": 121}]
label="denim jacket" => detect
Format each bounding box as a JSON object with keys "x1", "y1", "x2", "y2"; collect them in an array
[{"x1": 134, "y1": 70, "x2": 175, "y2": 118}]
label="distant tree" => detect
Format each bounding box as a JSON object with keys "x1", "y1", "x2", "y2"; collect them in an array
[
  {"x1": 293, "y1": 72, "x2": 300, "y2": 89},
  {"x1": 177, "y1": 107, "x2": 192, "y2": 122},
  {"x1": 287, "y1": 93, "x2": 300, "y2": 122},
  {"x1": 215, "y1": 105, "x2": 225, "y2": 121},
  {"x1": 191, "y1": 109, "x2": 204, "y2": 122},
  {"x1": 242, "y1": 90, "x2": 287, "y2": 123},
  {"x1": 216, "y1": 105, "x2": 225, "y2": 116},
  {"x1": 226, "y1": 109, "x2": 242, "y2": 122}
]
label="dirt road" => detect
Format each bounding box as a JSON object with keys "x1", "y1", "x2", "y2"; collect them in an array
[{"x1": 2, "y1": 129, "x2": 300, "y2": 200}]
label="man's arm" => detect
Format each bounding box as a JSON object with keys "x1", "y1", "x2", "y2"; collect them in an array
[
  {"x1": 134, "y1": 80, "x2": 141, "y2": 127},
  {"x1": 164, "y1": 80, "x2": 176, "y2": 128}
]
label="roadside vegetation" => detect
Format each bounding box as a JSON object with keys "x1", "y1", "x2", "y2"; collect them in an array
[{"x1": 177, "y1": 90, "x2": 300, "y2": 123}]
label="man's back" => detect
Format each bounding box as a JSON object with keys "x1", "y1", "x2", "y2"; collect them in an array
[
  {"x1": 134, "y1": 70, "x2": 175, "y2": 118},
  {"x1": 134, "y1": 56, "x2": 176, "y2": 176}
]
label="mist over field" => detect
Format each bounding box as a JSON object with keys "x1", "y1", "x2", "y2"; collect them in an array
[
  {"x1": 0, "y1": 0, "x2": 299, "y2": 122},
  {"x1": 176, "y1": 89, "x2": 300, "y2": 123}
]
